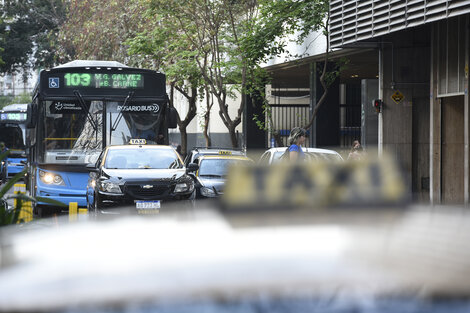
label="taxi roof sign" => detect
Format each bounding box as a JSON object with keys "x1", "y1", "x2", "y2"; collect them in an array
[
  {"x1": 221, "y1": 155, "x2": 409, "y2": 210},
  {"x1": 218, "y1": 150, "x2": 232, "y2": 155},
  {"x1": 129, "y1": 139, "x2": 146, "y2": 145}
]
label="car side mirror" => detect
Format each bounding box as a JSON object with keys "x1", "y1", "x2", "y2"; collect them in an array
[
  {"x1": 86, "y1": 163, "x2": 99, "y2": 172},
  {"x1": 186, "y1": 163, "x2": 199, "y2": 173}
]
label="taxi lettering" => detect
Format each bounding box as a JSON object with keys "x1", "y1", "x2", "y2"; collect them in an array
[{"x1": 222, "y1": 157, "x2": 407, "y2": 209}]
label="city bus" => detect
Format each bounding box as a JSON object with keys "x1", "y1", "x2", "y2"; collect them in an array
[
  {"x1": 0, "y1": 103, "x2": 29, "y2": 180},
  {"x1": 27, "y1": 60, "x2": 177, "y2": 216}
]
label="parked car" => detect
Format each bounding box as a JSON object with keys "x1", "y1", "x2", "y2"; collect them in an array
[
  {"x1": 258, "y1": 147, "x2": 344, "y2": 165},
  {"x1": 191, "y1": 154, "x2": 253, "y2": 198},
  {"x1": 184, "y1": 147, "x2": 246, "y2": 167},
  {"x1": 86, "y1": 141, "x2": 197, "y2": 214}
]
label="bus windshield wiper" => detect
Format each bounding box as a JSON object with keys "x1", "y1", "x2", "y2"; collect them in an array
[
  {"x1": 73, "y1": 90, "x2": 98, "y2": 132},
  {"x1": 111, "y1": 91, "x2": 135, "y2": 132}
]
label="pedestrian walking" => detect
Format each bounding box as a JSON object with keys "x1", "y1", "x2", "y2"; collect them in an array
[
  {"x1": 347, "y1": 140, "x2": 365, "y2": 161},
  {"x1": 285, "y1": 127, "x2": 306, "y2": 162}
]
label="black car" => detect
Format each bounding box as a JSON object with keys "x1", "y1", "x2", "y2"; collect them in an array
[{"x1": 86, "y1": 143, "x2": 197, "y2": 214}]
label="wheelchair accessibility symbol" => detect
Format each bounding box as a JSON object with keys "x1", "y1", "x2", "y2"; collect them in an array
[{"x1": 49, "y1": 77, "x2": 59, "y2": 88}]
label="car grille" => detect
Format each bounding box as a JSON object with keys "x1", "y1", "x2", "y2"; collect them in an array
[{"x1": 125, "y1": 182, "x2": 173, "y2": 199}]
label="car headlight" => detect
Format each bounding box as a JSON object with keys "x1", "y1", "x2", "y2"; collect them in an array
[
  {"x1": 174, "y1": 180, "x2": 194, "y2": 193},
  {"x1": 98, "y1": 181, "x2": 121, "y2": 194},
  {"x1": 201, "y1": 186, "x2": 217, "y2": 197},
  {"x1": 39, "y1": 170, "x2": 65, "y2": 186}
]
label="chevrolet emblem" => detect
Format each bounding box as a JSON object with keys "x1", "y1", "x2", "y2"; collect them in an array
[{"x1": 142, "y1": 185, "x2": 153, "y2": 189}]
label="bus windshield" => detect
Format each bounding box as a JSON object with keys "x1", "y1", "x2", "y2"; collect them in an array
[
  {"x1": 107, "y1": 101, "x2": 165, "y2": 146},
  {"x1": 41, "y1": 100, "x2": 166, "y2": 165},
  {"x1": 42, "y1": 100, "x2": 103, "y2": 165},
  {"x1": 0, "y1": 124, "x2": 26, "y2": 154}
]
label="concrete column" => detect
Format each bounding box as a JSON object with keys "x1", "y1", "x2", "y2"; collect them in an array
[
  {"x1": 430, "y1": 24, "x2": 441, "y2": 204},
  {"x1": 464, "y1": 16, "x2": 470, "y2": 205},
  {"x1": 378, "y1": 46, "x2": 384, "y2": 156},
  {"x1": 309, "y1": 62, "x2": 317, "y2": 147}
]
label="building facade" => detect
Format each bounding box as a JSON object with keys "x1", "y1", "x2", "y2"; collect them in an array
[
  {"x1": 263, "y1": 0, "x2": 470, "y2": 204},
  {"x1": 330, "y1": 0, "x2": 470, "y2": 204}
]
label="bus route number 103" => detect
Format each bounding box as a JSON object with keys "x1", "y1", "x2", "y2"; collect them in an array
[{"x1": 64, "y1": 73, "x2": 92, "y2": 87}]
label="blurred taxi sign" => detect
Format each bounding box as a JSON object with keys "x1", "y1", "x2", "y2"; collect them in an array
[
  {"x1": 222, "y1": 156, "x2": 408, "y2": 210},
  {"x1": 129, "y1": 138, "x2": 146, "y2": 145},
  {"x1": 218, "y1": 150, "x2": 232, "y2": 155}
]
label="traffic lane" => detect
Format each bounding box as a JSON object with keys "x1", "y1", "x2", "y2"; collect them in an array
[{"x1": 1, "y1": 205, "x2": 470, "y2": 312}]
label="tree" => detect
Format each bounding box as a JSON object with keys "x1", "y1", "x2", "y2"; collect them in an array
[
  {"x1": 56, "y1": 0, "x2": 148, "y2": 65},
  {"x1": 126, "y1": 3, "x2": 204, "y2": 155},
  {"x1": 252, "y1": 0, "x2": 338, "y2": 139},
  {"x1": 138, "y1": 0, "x2": 265, "y2": 148},
  {"x1": 0, "y1": 0, "x2": 66, "y2": 73}
]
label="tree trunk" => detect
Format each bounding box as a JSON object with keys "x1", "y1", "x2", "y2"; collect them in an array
[
  {"x1": 179, "y1": 126, "x2": 188, "y2": 158},
  {"x1": 203, "y1": 112, "x2": 211, "y2": 147},
  {"x1": 229, "y1": 125, "x2": 238, "y2": 148},
  {"x1": 172, "y1": 84, "x2": 197, "y2": 156}
]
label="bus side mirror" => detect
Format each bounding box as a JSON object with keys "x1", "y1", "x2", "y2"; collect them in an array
[
  {"x1": 26, "y1": 103, "x2": 36, "y2": 128},
  {"x1": 168, "y1": 107, "x2": 178, "y2": 129}
]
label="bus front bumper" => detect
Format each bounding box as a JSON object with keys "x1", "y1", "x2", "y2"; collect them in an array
[{"x1": 37, "y1": 185, "x2": 87, "y2": 207}]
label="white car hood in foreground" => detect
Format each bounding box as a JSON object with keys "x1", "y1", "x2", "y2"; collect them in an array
[{"x1": 1, "y1": 206, "x2": 470, "y2": 312}]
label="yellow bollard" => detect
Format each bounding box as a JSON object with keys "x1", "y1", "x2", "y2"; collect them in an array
[
  {"x1": 78, "y1": 208, "x2": 88, "y2": 221},
  {"x1": 18, "y1": 201, "x2": 33, "y2": 223},
  {"x1": 13, "y1": 184, "x2": 26, "y2": 208},
  {"x1": 14, "y1": 184, "x2": 33, "y2": 223},
  {"x1": 69, "y1": 202, "x2": 78, "y2": 222}
]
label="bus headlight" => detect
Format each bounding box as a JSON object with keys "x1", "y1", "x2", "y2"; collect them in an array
[
  {"x1": 39, "y1": 170, "x2": 65, "y2": 186},
  {"x1": 98, "y1": 181, "x2": 121, "y2": 194}
]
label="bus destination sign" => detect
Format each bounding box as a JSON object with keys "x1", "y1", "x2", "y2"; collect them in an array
[
  {"x1": 1, "y1": 112, "x2": 27, "y2": 122},
  {"x1": 62, "y1": 73, "x2": 144, "y2": 89}
]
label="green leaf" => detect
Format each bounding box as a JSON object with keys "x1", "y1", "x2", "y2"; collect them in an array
[{"x1": 0, "y1": 167, "x2": 27, "y2": 199}]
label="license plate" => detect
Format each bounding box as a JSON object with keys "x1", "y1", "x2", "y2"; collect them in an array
[{"x1": 136, "y1": 200, "x2": 161, "y2": 209}]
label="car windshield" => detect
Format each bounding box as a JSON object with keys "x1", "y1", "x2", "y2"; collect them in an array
[
  {"x1": 273, "y1": 151, "x2": 284, "y2": 162},
  {"x1": 198, "y1": 158, "x2": 250, "y2": 178},
  {"x1": 105, "y1": 148, "x2": 182, "y2": 169}
]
